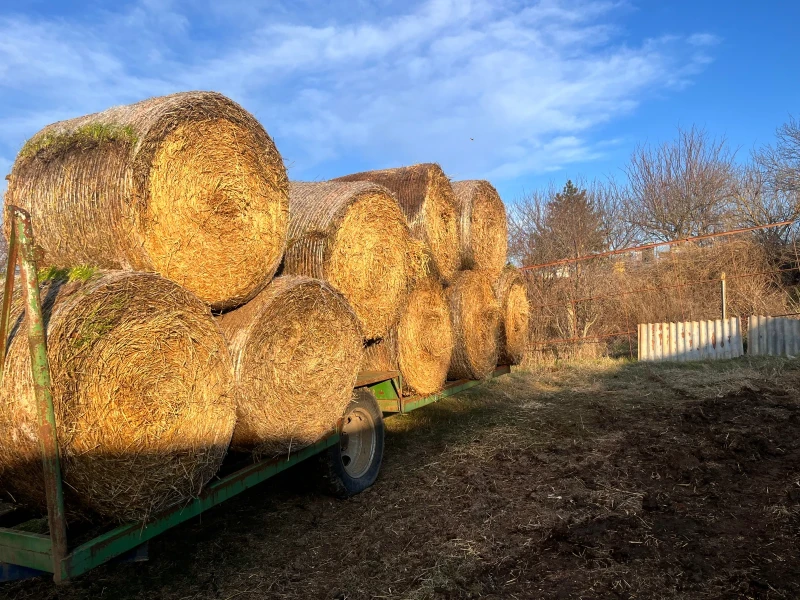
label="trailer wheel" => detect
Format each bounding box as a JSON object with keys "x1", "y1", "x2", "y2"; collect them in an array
[{"x1": 322, "y1": 388, "x2": 384, "y2": 498}]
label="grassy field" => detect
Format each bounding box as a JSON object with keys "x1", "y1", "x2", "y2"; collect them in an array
[{"x1": 2, "y1": 357, "x2": 800, "y2": 599}]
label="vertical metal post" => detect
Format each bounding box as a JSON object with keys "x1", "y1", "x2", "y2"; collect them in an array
[
  {"x1": 12, "y1": 206, "x2": 68, "y2": 582},
  {"x1": 720, "y1": 272, "x2": 727, "y2": 321},
  {"x1": 0, "y1": 217, "x2": 19, "y2": 384}
]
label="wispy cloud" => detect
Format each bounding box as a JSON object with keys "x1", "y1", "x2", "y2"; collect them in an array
[{"x1": 0, "y1": 0, "x2": 718, "y2": 195}]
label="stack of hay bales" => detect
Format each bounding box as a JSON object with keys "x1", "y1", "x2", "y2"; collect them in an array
[
  {"x1": 451, "y1": 180, "x2": 529, "y2": 371},
  {"x1": 0, "y1": 91, "x2": 300, "y2": 522},
  {"x1": 334, "y1": 164, "x2": 461, "y2": 393},
  {"x1": 0, "y1": 87, "x2": 531, "y2": 523}
]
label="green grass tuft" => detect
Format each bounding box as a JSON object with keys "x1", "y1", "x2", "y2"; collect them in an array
[
  {"x1": 19, "y1": 123, "x2": 138, "y2": 160},
  {"x1": 38, "y1": 265, "x2": 99, "y2": 283}
]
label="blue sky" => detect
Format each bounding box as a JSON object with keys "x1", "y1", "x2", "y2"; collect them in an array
[{"x1": 0, "y1": 0, "x2": 798, "y2": 202}]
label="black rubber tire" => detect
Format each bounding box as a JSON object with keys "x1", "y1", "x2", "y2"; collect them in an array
[{"x1": 320, "y1": 388, "x2": 384, "y2": 498}]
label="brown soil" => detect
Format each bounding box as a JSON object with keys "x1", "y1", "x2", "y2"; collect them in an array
[{"x1": 2, "y1": 357, "x2": 799, "y2": 599}]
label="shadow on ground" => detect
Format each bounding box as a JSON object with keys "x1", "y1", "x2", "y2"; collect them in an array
[{"x1": 2, "y1": 357, "x2": 800, "y2": 599}]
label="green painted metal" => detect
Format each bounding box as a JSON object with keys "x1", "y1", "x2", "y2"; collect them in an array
[
  {"x1": 62, "y1": 433, "x2": 339, "y2": 579},
  {"x1": 400, "y1": 365, "x2": 511, "y2": 414},
  {"x1": 368, "y1": 378, "x2": 401, "y2": 413},
  {"x1": 9, "y1": 207, "x2": 69, "y2": 582},
  {"x1": 0, "y1": 529, "x2": 53, "y2": 573}
]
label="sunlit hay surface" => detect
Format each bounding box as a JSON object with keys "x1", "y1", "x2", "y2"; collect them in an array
[
  {"x1": 285, "y1": 181, "x2": 415, "y2": 340},
  {"x1": 359, "y1": 277, "x2": 452, "y2": 396},
  {"x1": 452, "y1": 180, "x2": 508, "y2": 275},
  {"x1": 146, "y1": 119, "x2": 287, "y2": 309},
  {"x1": 4, "y1": 91, "x2": 288, "y2": 311},
  {"x1": 398, "y1": 276, "x2": 454, "y2": 395},
  {"x1": 0, "y1": 272, "x2": 235, "y2": 523},
  {"x1": 495, "y1": 265, "x2": 531, "y2": 365},
  {"x1": 333, "y1": 163, "x2": 459, "y2": 282},
  {"x1": 217, "y1": 276, "x2": 363, "y2": 458},
  {"x1": 447, "y1": 270, "x2": 501, "y2": 380}
]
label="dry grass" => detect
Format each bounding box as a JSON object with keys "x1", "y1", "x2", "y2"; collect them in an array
[
  {"x1": 284, "y1": 181, "x2": 417, "y2": 340},
  {"x1": 0, "y1": 271, "x2": 235, "y2": 523},
  {"x1": 5, "y1": 91, "x2": 288, "y2": 310},
  {"x1": 334, "y1": 163, "x2": 460, "y2": 282},
  {"x1": 495, "y1": 265, "x2": 530, "y2": 365},
  {"x1": 452, "y1": 180, "x2": 508, "y2": 275},
  {"x1": 447, "y1": 270, "x2": 501, "y2": 380},
  {"x1": 217, "y1": 276, "x2": 363, "y2": 458}
]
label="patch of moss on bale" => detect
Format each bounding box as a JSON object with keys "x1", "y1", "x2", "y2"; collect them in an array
[{"x1": 19, "y1": 123, "x2": 138, "y2": 161}]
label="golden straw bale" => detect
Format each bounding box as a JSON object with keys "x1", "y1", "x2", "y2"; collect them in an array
[
  {"x1": 217, "y1": 276, "x2": 362, "y2": 458},
  {"x1": 447, "y1": 270, "x2": 501, "y2": 380},
  {"x1": 333, "y1": 164, "x2": 459, "y2": 282},
  {"x1": 0, "y1": 271, "x2": 235, "y2": 522},
  {"x1": 285, "y1": 181, "x2": 416, "y2": 340},
  {"x1": 494, "y1": 265, "x2": 531, "y2": 365},
  {"x1": 360, "y1": 276, "x2": 453, "y2": 396},
  {"x1": 4, "y1": 91, "x2": 288, "y2": 310},
  {"x1": 452, "y1": 180, "x2": 508, "y2": 275}
]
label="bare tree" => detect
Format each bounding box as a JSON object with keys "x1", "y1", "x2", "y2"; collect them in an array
[
  {"x1": 756, "y1": 116, "x2": 800, "y2": 195},
  {"x1": 625, "y1": 125, "x2": 736, "y2": 241},
  {"x1": 731, "y1": 163, "x2": 799, "y2": 248},
  {"x1": 507, "y1": 185, "x2": 551, "y2": 267},
  {"x1": 587, "y1": 177, "x2": 641, "y2": 250}
]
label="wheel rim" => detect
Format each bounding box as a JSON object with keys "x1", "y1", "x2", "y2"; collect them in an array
[{"x1": 340, "y1": 406, "x2": 377, "y2": 479}]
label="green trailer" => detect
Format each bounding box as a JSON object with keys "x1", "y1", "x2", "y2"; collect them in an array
[{"x1": 0, "y1": 205, "x2": 510, "y2": 584}]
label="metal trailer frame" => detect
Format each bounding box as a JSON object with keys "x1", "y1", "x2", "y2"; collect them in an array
[{"x1": 0, "y1": 205, "x2": 510, "y2": 583}]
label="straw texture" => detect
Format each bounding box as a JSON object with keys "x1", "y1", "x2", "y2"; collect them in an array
[
  {"x1": 452, "y1": 180, "x2": 508, "y2": 275},
  {"x1": 447, "y1": 270, "x2": 501, "y2": 380},
  {"x1": 361, "y1": 276, "x2": 453, "y2": 396},
  {"x1": 4, "y1": 91, "x2": 289, "y2": 310},
  {"x1": 334, "y1": 164, "x2": 459, "y2": 282},
  {"x1": 494, "y1": 266, "x2": 530, "y2": 365},
  {"x1": 0, "y1": 271, "x2": 235, "y2": 522},
  {"x1": 284, "y1": 181, "x2": 415, "y2": 340},
  {"x1": 217, "y1": 276, "x2": 362, "y2": 458}
]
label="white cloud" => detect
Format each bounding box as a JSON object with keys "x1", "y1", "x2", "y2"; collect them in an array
[{"x1": 0, "y1": 0, "x2": 718, "y2": 195}]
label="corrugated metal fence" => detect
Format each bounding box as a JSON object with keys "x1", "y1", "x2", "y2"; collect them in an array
[
  {"x1": 748, "y1": 315, "x2": 800, "y2": 356},
  {"x1": 638, "y1": 318, "x2": 744, "y2": 362}
]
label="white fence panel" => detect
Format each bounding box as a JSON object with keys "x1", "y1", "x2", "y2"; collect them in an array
[
  {"x1": 748, "y1": 315, "x2": 800, "y2": 357},
  {"x1": 638, "y1": 317, "x2": 743, "y2": 362}
]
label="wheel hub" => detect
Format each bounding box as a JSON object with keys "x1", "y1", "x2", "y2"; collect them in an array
[{"x1": 340, "y1": 406, "x2": 376, "y2": 479}]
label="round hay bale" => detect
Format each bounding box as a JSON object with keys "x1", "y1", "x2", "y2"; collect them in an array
[
  {"x1": 0, "y1": 271, "x2": 235, "y2": 522},
  {"x1": 494, "y1": 266, "x2": 531, "y2": 365},
  {"x1": 452, "y1": 180, "x2": 508, "y2": 275},
  {"x1": 4, "y1": 91, "x2": 289, "y2": 311},
  {"x1": 447, "y1": 271, "x2": 501, "y2": 380},
  {"x1": 285, "y1": 181, "x2": 416, "y2": 340},
  {"x1": 217, "y1": 276, "x2": 363, "y2": 458},
  {"x1": 397, "y1": 276, "x2": 453, "y2": 395},
  {"x1": 360, "y1": 277, "x2": 453, "y2": 396},
  {"x1": 333, "y1": 163, "x2": 460, "y2": 282}
]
